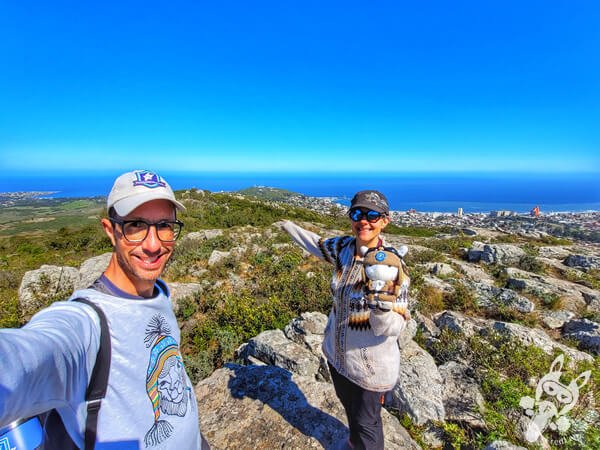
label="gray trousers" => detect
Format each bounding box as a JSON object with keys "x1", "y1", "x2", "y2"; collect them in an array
[{"x1": 328, "y1": 362, "x2": 385, "y2": 450}]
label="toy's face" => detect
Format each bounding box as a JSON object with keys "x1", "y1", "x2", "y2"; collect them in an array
[{"x1": 365, "y1": 264, "x2": 398, "y2": 281}]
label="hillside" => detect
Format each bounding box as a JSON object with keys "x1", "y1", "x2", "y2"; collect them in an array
[{"x1": 2, "y1": 188, "x2": 600, "y2": 449}]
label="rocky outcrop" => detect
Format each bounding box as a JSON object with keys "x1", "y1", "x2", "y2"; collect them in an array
[
  {"x1": 389, "y1": 340, "x2": 446, "y2": 425},
  {"x1": 182, "y1": 229, "x2": 224, "y2": 242},
  {"x1": 562, "y1": 319, "x2": 600, "y2": 354},
  {"x1": 539, "y1": 310, "x2": 575, "y2": 329},
  {"x1": 434, "y1": 311, "x2": 593, "y2": 363},
  {"x1": 421, "y1": 274, "x2": 455, "y2": 293},
  {"x1": 439, "y1": 361, "x2": 485, "y2": 429},
  {"x1": 168, "y1": 282, "x2": 203, "y2": 314},
  {"x1": 564, "y1": 254, "x2": 600, "y2": 272},
  {"x1": 240, "y1": 329, "x2": 321, "y2": 378},
  {"x1": 468, "y1": 281, "x2": 535, "y2": 313},
  {"x1": 468, "y1": 243, "x2": 526, "y2": 265},
  {"x1": 76, "y1": 252, "x2": 112, "y2": 289},
  {"x1": 424, "y1": 262, "x2": 456, "y2": 277},
  {"x1": 450, "y1": 258, "x2": 495, "y2": 285},
  {"x1": 537, "y1": 246, "x2": 571, "y2": 260},
  {"x1": 19, "y1": 264, "x2": 80, "y2": 315},
  {"x1": 195, "y1": 364, "x2": 420, "y2": 450},
  {"x1": 504, "y1": 267, "x2": 599, "y2": 312}
]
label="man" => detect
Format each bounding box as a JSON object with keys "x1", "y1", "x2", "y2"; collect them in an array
[{"x1": 0, "y1": 170, "x2": 207, "y2": 449}]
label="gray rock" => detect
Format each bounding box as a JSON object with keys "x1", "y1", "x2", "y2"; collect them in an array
[
  {"x1": 562, "y1": 319, "x2": 600, "y2": 354},
  {"x1": 182, "y1": 229, "x2": 224, "y2": 242},
  {"x1": 504, "y1": 267, "x2": 597, "y2": 312},
  {"x1": 390, "y1": 340, "x2": 446, "y2": 425},
  {"x1": 425, "y1": 262, "x2": 456, "y2": 277},
  {"x1": 413, "y1": 311, "x2": 441, "y2": 339},
  {"x1": 470, "y1": 281, "x2": 535, "y2": 313},
  {"x1": 241, "y1": 329, "x2": 321, "y2": 378},
  {"x1": 207, "y1": 250, "x2": 231, "y2": 266},
  {"x1": 461, "y1": 228, "x2": 478, "y2": 236},
  {"x1": 19, "y1": 265, "x2": 80, "y2": 315},
  {"x1": 480, "y1": 244, "x2": 527, "y2": 266},
  {"x1": 538, "y1": 246, "x2": 571, "y2": 260},
  {"x1": 484, "y1": 440, "x2": 527, "y2": 450},
  {"x1": 422, "y1": 274, "x2": 455, "y2": 293},
  {"x1": 168, "y1": 282, "x2": 203, "y2": 314},
  {"x1": 439, "y1": 361, "x2": 486, "y2": 429},
  {"x1": 196, "y1": 364, "x2": 420, "y2": 450},
  {"x1": 451, "y1": 258, "x2": 495, "y2": 285},
  {"x1": 398, "y1": 319, "x2": 418, "y2": 348},
  {"x1": 467, "y1": 241, "x2": 486, "y2": 263},
  {"x1": 433, "y1": 311, "x2": 593, "y2": 363},
  {"x1": 77, "y1": 253, "x2": 112, "y2": 289},
  {"x1": 539, "y1": 310, "x2": 575, "y2": 329},
  {"x1": 564, "y1": 254, "x2": 600, "y2": 272}
]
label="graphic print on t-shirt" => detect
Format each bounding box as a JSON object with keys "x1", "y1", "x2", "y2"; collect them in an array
[{"x1": 143, "y1": 314, "x2": 192, "y2": 447}]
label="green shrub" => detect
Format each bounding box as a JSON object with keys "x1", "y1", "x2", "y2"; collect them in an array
[
  {"x1": 415, "y1": 285, "x2": 445, "y2": 315},
  {"x1": 443, "y1": 281, "x2": 478, "y2": 312},
  {"x1": 518, "y1": 254, "x2": 545, "y2": 274}
]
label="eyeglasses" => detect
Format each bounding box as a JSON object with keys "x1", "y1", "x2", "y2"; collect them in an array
[
  {"x1": 110, "y1": 219, "x2": 183, "y2": 242},
  {"x1": 348, "y1": 208, "x2": 386, "y2": 223}
]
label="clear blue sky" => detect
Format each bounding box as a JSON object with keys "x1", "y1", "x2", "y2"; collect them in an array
[{"x1": 1, "y1": 0, "x2": 598, "y2": 174}]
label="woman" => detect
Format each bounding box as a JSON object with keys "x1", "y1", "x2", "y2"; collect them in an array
[{"x1": 283, "y1": 190, "x2": 410, "y2": 450}]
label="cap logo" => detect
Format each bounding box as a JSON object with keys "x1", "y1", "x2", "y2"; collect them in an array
[
  {"x1": 375, "y1": 251, "x2": 386, "y2": 262},
  {"x1": 366, "y1": 192, "x2": 386, "y2": 209},
  {"x1": 133, "y1": 171, "x2": 166, "y2": 189}
]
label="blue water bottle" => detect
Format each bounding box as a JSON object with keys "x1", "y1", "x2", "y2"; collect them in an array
[{"x1": 0, "y1": 416, "x2": 43, "y2": 450}]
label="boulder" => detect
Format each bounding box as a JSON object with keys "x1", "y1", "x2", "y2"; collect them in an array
[
  {"x1": 207, "y1": 246, "x2": 248, "y2": 267},
  {"x1": 439, "y1": 361, "x2": 486, "y2": 429},
  {"x1": 539, "y1": 310, "x2": 575, "y2": 329},
  {"x1": 450, "y1": 259, "x2": 495, "y2": 285},
  {"x1": 240, "y1": 329, "x2": 321, "y2": 378},
  {"x1": 480, "y1": 244, "x2": 527, "y2": 266},
  {"x1": 196, "y1": 364, "x2": 420, "y2": 450},
  {"x1": 537, "y1": 246, "x2": 571, "y2": 260},
  {"x1": 564, "y1": 254, "x2": 600, "y2": 272},
  {"x1": 467, "y1": 241, "x2": 486, "y2": 263},
  {"x1": 284, "y1": 312, "x2": 327, "y2": 355},
  {"x1": 422, "y1": 274, "x2": 455, "y2": 293},
  {"x1": 77, "y1": 253, "x2": 112, "y2": 289},
  {"x1": 389, "y1": 340, "x2": 446, "y2": 425},
  {"x1": 413, "y1": 311, "x2": 441, "y2": 339},
  {"x1": 562, "y1": 319, "x2": 600, "y2": 355},
  {"x1": 425, "y1": 263, "x2": 456, "y2": 277},
  {"x1": 208, "y1": 250, "x2": 231, "y2": 266},
  {"x1": 19, "y1": 265, "x2": 80, "y2": 315},
  {"x1": 182, "y1": 229, "x2": 224, "y2": 242},
  {"x1": 284, "y1": 312, "x2": 330, "y2": 381},
  {"x1": 469, "y1": 281, "x2": 535, "y2": 313},
  {"x1": 168, "y1": 282, "x2": 203, "y2": 314}
]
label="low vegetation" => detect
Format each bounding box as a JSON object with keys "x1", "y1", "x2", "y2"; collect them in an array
[{"x1": 2, "y1": 188, "x2": 599, "y2": 449}]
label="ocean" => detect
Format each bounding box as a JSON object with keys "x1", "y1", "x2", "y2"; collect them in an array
[{"x1": 2, "y1": 171, "x2": 599, "y2": 214}]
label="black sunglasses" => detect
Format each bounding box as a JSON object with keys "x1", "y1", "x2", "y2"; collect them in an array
[
  {"x1": 349, "y1": 208, "x2": 385, "y2": 223},
  {"x1": 110, "y1": 219, "x2": 184, "y2": 243}
]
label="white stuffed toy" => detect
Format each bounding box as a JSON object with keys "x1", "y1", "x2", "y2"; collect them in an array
[{"x1": 361, "y1": 245, "x2": 411, "y2": 320}]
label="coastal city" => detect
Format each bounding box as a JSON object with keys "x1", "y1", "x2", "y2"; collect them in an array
[
  {"x1": 260, "y1": 188, "x2": 600, "y2": 243},
  {"x1": 2, "y1": 188, "x2": 599, "y2": 243}
]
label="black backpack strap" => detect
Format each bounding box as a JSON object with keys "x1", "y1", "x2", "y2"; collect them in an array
[{"x1": 72, "y1": 298, "x2": 111, "y2": 450}]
